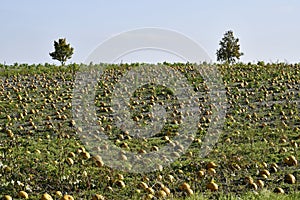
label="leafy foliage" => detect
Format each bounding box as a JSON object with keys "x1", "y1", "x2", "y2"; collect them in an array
[
  {"x1": 216, "y1": 30, "x2": 243, "y2": 64},
  {"x1": 49, "y1": 38, "x2": 74, "y2": 66}
]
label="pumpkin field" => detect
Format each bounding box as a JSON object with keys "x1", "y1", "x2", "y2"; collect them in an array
[{"x1": 0, "y1": 62, "x2": 299, "y2": 199}]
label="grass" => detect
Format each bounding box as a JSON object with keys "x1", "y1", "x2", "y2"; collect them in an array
[
  {"x1": 0, "y1": 62, "x2": 299, "y2": 199},
  {"x1": 184, "y1": 190, "x2": 300, "y2": 200}
]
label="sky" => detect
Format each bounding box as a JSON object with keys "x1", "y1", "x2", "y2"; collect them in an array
[{"x1": 1, "y1": 0, "x2": 300, "y2": 64}]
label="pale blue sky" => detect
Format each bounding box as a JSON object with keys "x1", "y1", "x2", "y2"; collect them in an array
[{"x1": 1, "y1": 0, "x2": 300, "y2": 64}]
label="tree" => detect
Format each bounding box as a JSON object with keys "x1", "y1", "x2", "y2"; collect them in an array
[
  {"x1": 49, "y1": 38, "x2": 74, "y2": 66},
  {"x1": 216, "y1": 30, "x2": 243, "y2": 64}
]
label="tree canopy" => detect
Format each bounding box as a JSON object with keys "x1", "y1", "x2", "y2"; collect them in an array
[
  {"x1": 49, "y1": 38, "x2": 74, "y2": 66},
  {"x1": 216, "y1": 30, "x2": 243, "y2": 64}
]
